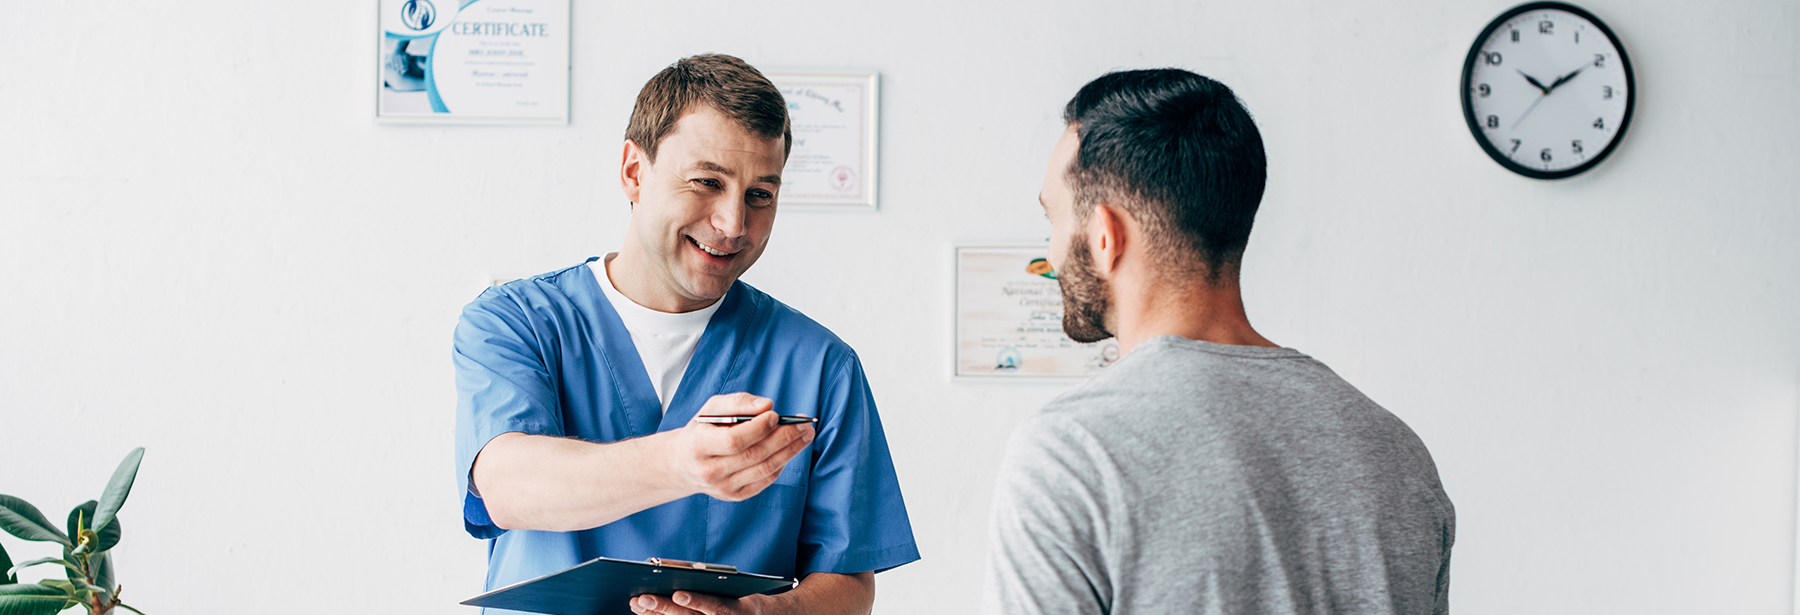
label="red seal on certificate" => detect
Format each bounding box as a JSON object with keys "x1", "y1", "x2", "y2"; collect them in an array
[{"x1": 829, "y1": 166, "x2": 857, "y2": 193}]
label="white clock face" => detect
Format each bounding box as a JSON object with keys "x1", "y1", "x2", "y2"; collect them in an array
[{"x1": 1463, "y1": 3, "x2": 1634, "y2": 179}]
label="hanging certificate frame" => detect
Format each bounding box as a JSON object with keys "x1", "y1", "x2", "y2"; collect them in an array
[
  {"x1": 376, "y1": 0, "x2": 570, "y2": 124},
  {"x1": 954, "y1": 243, "x2": 1119, "y2": 379},
  {"x1": 765, "y1": 70, "x2": 879, "y2": 210}
]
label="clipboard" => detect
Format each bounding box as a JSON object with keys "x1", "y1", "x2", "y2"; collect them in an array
[{"x1": 460, "y1": 556, "x2": 798, "y2": 615}]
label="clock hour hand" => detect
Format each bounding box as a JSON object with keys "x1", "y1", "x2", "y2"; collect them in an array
[
  {"x1": 1518, "y1": 70, "x2": 1551, "y2": 95},
  {"x1": 1546, "y1": 66, "x2": 1586, "y2": 93}
]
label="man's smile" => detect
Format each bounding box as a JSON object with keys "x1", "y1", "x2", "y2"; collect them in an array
[{"x1": 688, "y1": 236, "x2": 736, "y2": 258}]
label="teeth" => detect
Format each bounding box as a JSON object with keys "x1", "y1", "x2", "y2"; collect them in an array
[{"x1": 695, "y1": 239, "x2": 729, "y2": 257}]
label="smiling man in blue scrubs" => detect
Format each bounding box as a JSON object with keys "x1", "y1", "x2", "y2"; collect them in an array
[{"x1": 454, "y1": 54, "x2": 919, "y2": 615}]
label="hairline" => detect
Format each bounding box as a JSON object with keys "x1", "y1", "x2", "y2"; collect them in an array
[{"x1": 1060, "y1": 120, "x2": 1237, "y2": 285}]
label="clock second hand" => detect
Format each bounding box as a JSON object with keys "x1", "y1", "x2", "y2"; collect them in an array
[{"x1": 1510, "y1": 92, "x2": 1549, "y2": 131}]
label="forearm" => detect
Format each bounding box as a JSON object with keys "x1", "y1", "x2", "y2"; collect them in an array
[
  {"x1": 753, "y1": 572, "x2": 874, "y2": 615},
  {"x1": 472, "y1": 431, "x2": 690, "y2": 532}
]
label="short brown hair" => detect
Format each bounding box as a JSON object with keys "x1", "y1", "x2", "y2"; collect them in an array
[
  {"x1": 625, "y1": 54, "x2": 792, "y2": 163},
  {"x1": 1063, "y1": 69, "x2": 1266, "y2": 286}
]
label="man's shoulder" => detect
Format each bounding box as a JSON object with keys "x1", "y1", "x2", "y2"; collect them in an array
[
  {"x1": 460, "y1": 260, "x2": 600, "y2": 318},
  {"x1": 1022, "y1": 338, "x2": 1353, "y2": 444},
  {"x1": 473, "y1": 260, "x2": 595, "y2": 306}
]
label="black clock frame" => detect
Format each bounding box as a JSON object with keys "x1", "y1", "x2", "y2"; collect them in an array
[{"x1": 1460, "y1": 1, "x2": 1635, "y2": 180}]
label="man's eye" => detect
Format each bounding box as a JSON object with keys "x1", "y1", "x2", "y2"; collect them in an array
[
  {"x1": 694, "y1": 178, "x2": 722, "y2": 188},
  {"x1": 748, "y1": 190, "x2": 775, "y2": 207}
]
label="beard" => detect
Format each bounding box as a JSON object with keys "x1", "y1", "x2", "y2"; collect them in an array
[{"x1": 1057, "y1": 234, "x2": 1114, "y2": 343}]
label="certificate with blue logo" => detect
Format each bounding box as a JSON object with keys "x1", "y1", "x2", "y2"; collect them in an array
[{"x1": 377, "y1": 0, "x2": 568, "y2": 123}]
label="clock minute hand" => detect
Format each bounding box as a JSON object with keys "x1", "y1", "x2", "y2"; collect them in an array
[
  {"x1": 1546, "y1": 66, "x2": 1586, "y2": 93},
  {"x1": 1518, "y1": 70, "x2": 1551, "y2": 95}
]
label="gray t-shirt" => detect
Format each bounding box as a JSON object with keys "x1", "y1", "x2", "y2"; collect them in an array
[{"x1": 981, "y1": 336, "x2": 1454, "y2": 615}]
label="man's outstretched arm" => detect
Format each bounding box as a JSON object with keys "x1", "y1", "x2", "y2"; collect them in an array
[{"x1": 471, "y1": 393, "x2": 815, "y2": 532}]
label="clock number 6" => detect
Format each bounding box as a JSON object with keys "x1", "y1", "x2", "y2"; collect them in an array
[{"x1": 1540, "y1": 148, "x2": 1553, "y2": 162}]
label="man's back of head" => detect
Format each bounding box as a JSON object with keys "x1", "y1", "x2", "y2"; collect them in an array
[{"x1": 1061, "y1": 69, "x2": 1267, "y2": 286}]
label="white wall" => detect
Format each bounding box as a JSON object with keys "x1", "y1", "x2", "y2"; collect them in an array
[{"x1": 2, "y1": 0, "x2": 1795, "y2": 613}]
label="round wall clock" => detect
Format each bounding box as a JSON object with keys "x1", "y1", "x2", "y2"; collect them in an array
[{"x1": 1461, "y1": 2, "x2": 1635, "y2": 179}]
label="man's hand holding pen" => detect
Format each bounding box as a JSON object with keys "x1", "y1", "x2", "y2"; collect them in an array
[{"x1": 657, "y1": 393, "x2": 816, "y2": 503}]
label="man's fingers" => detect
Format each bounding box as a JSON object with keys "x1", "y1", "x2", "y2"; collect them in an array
[
  {"x1": 678, "y1": 393, "x2": 819, "y2": 501},
  {"x1": 672, "y1": 591, "x2": 730, "y2": 614},
  {"x1": 696, "y1": 409, "x2": 815, "y2": 460},
  {"x1": 714, "y1": 427, "x2": 815, "y2": 500},
  {"x1": 690, "y1": 394, "x2": 781, "y2": 456},
  {"x1": 631, "y1": 594, "x2": 704, "y2": 615},
  {"x1": 695, "y1": 392, "x2": 773, "y2": 417},
  {"x1": 733, "y1": 423, "x2": 814, "y2": 473},
  {"x1": 692, "y1": 413, "x2": 779, "y2": 457}
]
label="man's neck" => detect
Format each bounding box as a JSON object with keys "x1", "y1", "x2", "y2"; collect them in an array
[
  {"x1": 605, "y1": 247, "x2": 720, "y2": 314},
  {"x1": 1110, "y1": 274, "x2": 1276, "y2": 356}
]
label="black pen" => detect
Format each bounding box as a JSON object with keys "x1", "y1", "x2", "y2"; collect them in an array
[{"x1": 693, "y1": 415, "x2": 817, "y2": 425}]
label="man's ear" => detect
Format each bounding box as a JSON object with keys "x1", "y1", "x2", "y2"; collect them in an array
[
  {"x1": 1088, "y1": 202, "x2": 1130, "y2": 276},
  {"x1": 620, "y1": 140, "x2": 647, "y2": 204}
]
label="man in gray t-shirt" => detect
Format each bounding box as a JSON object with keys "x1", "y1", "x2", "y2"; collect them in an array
[{"x1": 981, "y1": 70, "x2": 1453, "y2": 615}]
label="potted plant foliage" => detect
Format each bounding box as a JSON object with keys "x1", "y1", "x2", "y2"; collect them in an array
[{"x1": 0, "y1": 447, "x2": 147, "y2": 615}]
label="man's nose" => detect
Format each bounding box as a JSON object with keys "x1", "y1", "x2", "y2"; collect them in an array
[{"x1": 709, "y1": 193, "x2": 748, "y2": 238}]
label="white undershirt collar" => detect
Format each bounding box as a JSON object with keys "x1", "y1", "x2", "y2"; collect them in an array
[{"x1": 588, "y1": 254, "x2": 723, "y2": 413}]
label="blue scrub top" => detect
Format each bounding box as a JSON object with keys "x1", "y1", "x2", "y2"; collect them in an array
[{"x1": 454, "y1": 259, "x2": 919, "y2": 600}]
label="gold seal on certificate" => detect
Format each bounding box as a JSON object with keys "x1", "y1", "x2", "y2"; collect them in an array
[
  {"x1": 767, "y1": 71, "x2": 879, "y2": 209},
  {"x1": 955, "y1": 245, "x2": 1119, "y2": 378}
]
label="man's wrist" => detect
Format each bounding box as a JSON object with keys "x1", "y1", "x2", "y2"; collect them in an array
[{"x1": 629, "y1": 430, "x2": 694, "y2": 502}]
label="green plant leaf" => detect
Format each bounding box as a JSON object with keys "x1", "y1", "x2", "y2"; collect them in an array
[
  {"x1": 25, "y1": 581, "x2": 88, "y2": 606},
  {"x1": 91, "y1": 448, "x2": 144, "y2": 535},
  {"x1": 113, "y1": 603, "x2": 146, "y2": 615},
  {"x1": 0, "y1": 542, "x2": 14, "y2": 585},
  {"x1": 0, "y1": 585, "x2": 65, "y2": 596},
  {"x1": 52, "y1": 580, "x2": 104, "y2": 606},
  {"x1": 62, "y1": 504, "x2": 90, "y2": 546},
  {"x1": 0, "y1": 497, "x2": 71, "y2": 547},
  {"x1": 6, "y1": 559, "x2": 81, "y2": 578},
  {"x1": 64, "y1": 503, "x2": 118, "y2": 556},
  {"x1": 0, "y1": 583, "x2": 71, "y2": 615}
]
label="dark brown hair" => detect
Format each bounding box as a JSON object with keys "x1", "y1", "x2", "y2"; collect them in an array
[
  {"x1": 625, "y1": 54, "x2": 792, "y2": 163},
  {"x1": 1063, "y1": 69, "x2": 1266, "y2": 285}
]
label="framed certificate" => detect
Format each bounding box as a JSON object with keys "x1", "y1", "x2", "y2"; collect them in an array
[
  {"x1": 766, "y1": 71, "x2": 878, "y2": 210},
  {"x1": 376, "y1": 0, "x2": 569, "y2": 124},
  {"x1": 955, "y1": 244, "x2": 1120, "y2": 379}
]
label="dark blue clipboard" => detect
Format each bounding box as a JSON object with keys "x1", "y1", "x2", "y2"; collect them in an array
[{"x1": 460, "y1": 557, "x2": 797, "y2": 615}]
